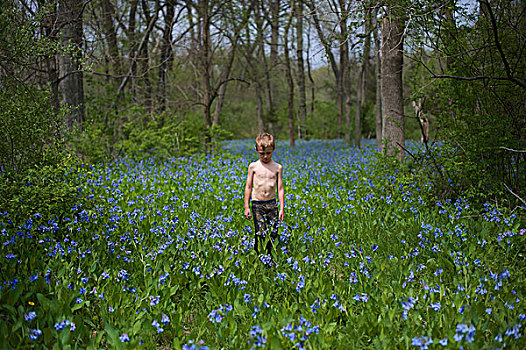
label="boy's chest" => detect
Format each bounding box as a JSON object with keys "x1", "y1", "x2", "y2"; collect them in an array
[{"x1": 254, "y1": 165, "x2": 277, "y2": 182}]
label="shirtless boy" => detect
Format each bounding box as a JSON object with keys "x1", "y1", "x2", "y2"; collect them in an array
[{"x1": 244, "y1": 133, "x2": 284, "y2": 255}]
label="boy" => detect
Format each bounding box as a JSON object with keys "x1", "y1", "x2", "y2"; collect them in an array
[{"x1": 244, "y1": 133, "x2": 284, "y2": 256}]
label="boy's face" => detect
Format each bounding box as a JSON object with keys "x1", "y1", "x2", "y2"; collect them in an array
[{"x1": 255, "y1": 145, "x2": 274, "y2": 163}]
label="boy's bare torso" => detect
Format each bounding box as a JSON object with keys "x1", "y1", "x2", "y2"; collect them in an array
[{"x1": 249, "y1": 160, "x2": 282, "y2": 201}]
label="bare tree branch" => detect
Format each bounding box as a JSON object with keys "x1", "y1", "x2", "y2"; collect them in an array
[
  {"x1": 478, "y1": 0, "x2": 526, "y2": 89},
  {"x1": 504, "y1": 183, "x2": 526, "y2": 207},
  {"x1": 500, "y1": 147, "x2": 526, "y2": 153}
]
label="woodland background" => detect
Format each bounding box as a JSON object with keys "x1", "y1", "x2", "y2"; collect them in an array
[{"x1": 0, "y1": 0, "x2": 525, "y2": 212}]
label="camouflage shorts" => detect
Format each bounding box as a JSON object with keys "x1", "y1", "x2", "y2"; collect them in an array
[{"x1": 251, "y1": 199, "x2": 279, "y2": 254}]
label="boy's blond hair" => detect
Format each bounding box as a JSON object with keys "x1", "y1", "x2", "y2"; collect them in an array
[{"x1": 255, "y1": 133, "x2": 275, "y2": 151}]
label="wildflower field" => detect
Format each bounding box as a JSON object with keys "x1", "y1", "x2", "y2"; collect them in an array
[{"x1": 1, "y1": 140, "x2": 525, "y2": 349}]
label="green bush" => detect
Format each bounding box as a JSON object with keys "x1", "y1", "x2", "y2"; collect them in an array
[
  {"x1": 0, "y1": 81, "x2": 65, "y2": 175},
  {"x1": 114, "y1": 111, "x2": 205, "y2": 160},
  {"x1": 0, "y1": 154, "x2": 85, "y2": 228},
  {"x1": 302, "y1": 100, "x2": 339, "y2": 139}
]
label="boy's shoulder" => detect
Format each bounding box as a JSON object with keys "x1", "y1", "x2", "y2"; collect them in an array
[
  {"x1": 271, "y1": 160, "x2": 283, "y2": 170},
  {"x1": 247, "y1": 160, "x2": 260, "y2": 172}
]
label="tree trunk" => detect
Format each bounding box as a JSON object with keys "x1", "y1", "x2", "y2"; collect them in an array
[
  {"x1": 355, "y1": 6, "x2": 372, "y2": 148},
  {"x1": 41, "y1": 9, "x2": 60, "y2": 116},
  {"x1": 373, "y1": 7, "x2": 382, "y2": 150},
  {"x1": 354, "y1": 62, "x2": 364, "y2": 147},
  {"x1": 295, "y1": 0, "x2": 306, "y2": 140},
  {"x1": 306, "y1": 25, "x2": 315, "y2": 116},
  {"x1": 101, "y1": 0, "x2": 121, "y2": 78},
  {"x1": 255, "y1": 82, "x2": 265, "y2": 133},
  {"x1": 140, "y1": 0, "x2": 160, "y2": 118},
  {"x1": 284, "y1": 0, "x2": 295, "y2": 147},
  {"x1": 198, "y1": 0, "x2": 213, "y2": 152},
  {"x1": 255, "y1": 1, "x2": 274, "y2": 133},
  {"x1": 306, "y1": 0, "x2": 344, "y2": 139},
  {"x1": 339, "y1": 0, "x2": 350, "y2": 142},
  {"x1": 125, "y1": 0, "x2": 139, "y2": 99},
  {"x1": 381, "y1": 6, "x2": 405, "y2": 160},
  {"x1": 269, "y1": 0, "x2": 280, "y2": 117},
  {"x1": 58, "y1": 0, "x2": 84, "y2": 132},
  {"x1": 158, "y1": 0, "x2": 175, "y2": 115}
]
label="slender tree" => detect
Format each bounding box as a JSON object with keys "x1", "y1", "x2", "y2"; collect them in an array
[
  {"x1": 354, "y1": 4, "x2": 372, "y2": 148},
  {"x1": 295, "y1": 0, "x2": 306, "y2": 139},
  {"x1": 140, "y1": 0, "x2": 160, "y2": 117},
  {"x1": 57, "y1": 0, "x2": 85, "y2": 132},
  {"x1": 158, "y1": 0, "x2": 175, "y2": 115},
  {"x1": 380, "y1": 2, "x2": 405, "y2": 160},
  {"x1": 254, "y1": 0, "x2": 275, "y2": 132},
  {"x1": 269, "y1": 0, "x2": 281, "y2": 118},
  {"x1": 101, "y1": 0, "x2": 121, "y2": 79},
  {"x1": 284, "y1": 0, "x2": 295, "y2": 147},
  {"x1": 372, "y1": 6, "x2": 382, "y2": 149},
  {"x1": 338, "y1": 0, "x2": 351, "y2": 143}
]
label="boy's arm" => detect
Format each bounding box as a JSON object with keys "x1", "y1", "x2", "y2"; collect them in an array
[
  {"x1": 244, "y1": 163, "x2": 254, "y2": 219},
  {"x1": 277, "y1": 165, "x2": 284, "y2": 221}
]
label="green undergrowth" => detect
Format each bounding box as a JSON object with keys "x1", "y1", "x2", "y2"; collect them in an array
[{"x1": 0, "y1": 140, "x2": 524, "y2": 349}]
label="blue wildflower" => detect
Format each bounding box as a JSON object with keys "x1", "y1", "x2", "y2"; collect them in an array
[
  {"x1": 54, "y1": 319, "x2": 71, "y2": 331},
  {"x1": 411, "y1": 336, "x2": 433, "y2": 349},
  {"x1": 248, "y1": 325, "x2": 266, "y2": 348},
  {"x1": 252, "y1": 305, "x2": 260, "y2": 318},
  {"x1": 182, "y1": 340, "x2": 209, "y2": 350},
  {"x1": 28, "y1": 329, "x2": 42, "y2": 340},
  {"x1": 438, "y1": 338, "x2": 448, "y2": 346},
  {"x1": 465, "y1": 325, "x2": 476, "y2": 343},
  {"x1": 430, "y1": 302, "x2": 441, "y2": 311},
  {"x1": 24, "y1": 311, "x2": 37, "y2": 321},
  {"x1": 149, "y1": 295, "x2": 160, "y2": 306}
]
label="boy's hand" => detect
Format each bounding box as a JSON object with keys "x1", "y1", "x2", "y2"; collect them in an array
[
  {"x1": 245, "y1": 208, "x2": 251, "y2": 220},
  {"x1": 279, "y1": 209, "x2": 284, "y2": 221}
]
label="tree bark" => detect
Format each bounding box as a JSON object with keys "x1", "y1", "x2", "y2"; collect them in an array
[
  {"x1": 41, "y1": 8, "x2": 60, "y2": 116},
  {"x1": 101, "y1": 0, "x2": 121, "y2": 78},
  {"x1": 158, "y1": 0, "x2": 175, "y2": 115},
  {"x1": 306, "y1": 24, "x2": 315, "y2": 116},
  {"x1": 355, "y1": 5, "x2": 372, "y2": 148},
  {"x1": 373, "y1": 7, "x2": 382, "y2": 150},
  {"x1": 284, "y1": 0, "x2": 295, "y2": 147},
  {"x1": 255, "y1": 82, "x2": 265, "y2": 133},
  {"x1": 295, "y1": 0, "x2": 306, "y2": 140},
  {"x1": 255, "y1": 1, "x2": 274, "y2": 132},
  {"x1": 269, "y1": 0, "x2": 280, "y2": 116},
  {"x1": 381, "y1": 4, "x2": 405, "y2": 160},
  {"x1": 140, "y1": 0, "x2": 160, "y2": 117},
  {"x1": 339, "y1": 0, "x2": 350, "y2": 142},
  {"x1": 354, "y1": 62, "x2": 364, "y2": 147},
  {"x1": 199, "y1": 0, "x2": 212, "y2": 130},
  {"x1": 57, "y1": 0, "x2": 85, "y2": 132}
]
